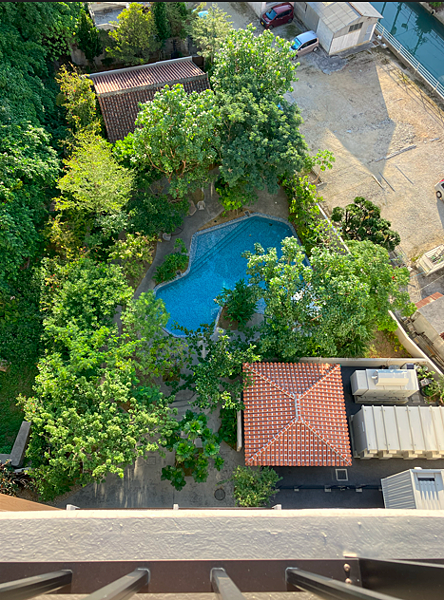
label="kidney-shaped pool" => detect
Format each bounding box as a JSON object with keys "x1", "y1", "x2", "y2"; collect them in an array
[{"x1": 155, "y1": 214, "x2": 303, "y2": 335}]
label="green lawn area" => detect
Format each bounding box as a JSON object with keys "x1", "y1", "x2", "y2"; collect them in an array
[{"x1": 0, "y1": 365, "x2": 37, "y2": 454}]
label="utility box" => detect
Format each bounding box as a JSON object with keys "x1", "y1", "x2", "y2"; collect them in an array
[
  {"x1": 381, "y1": 469, "x2": 444, "y2": 509},
  {"x1": 351, "y1": 369, "x2": 418, "y2": 404},
  {"x1": 350, "y1": 405, "x2": 444, "y2": 460}
]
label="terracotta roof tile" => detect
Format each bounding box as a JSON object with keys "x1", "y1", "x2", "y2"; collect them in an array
[
  {"x1": 243, "y1": 362, "x2": 352, "y2": 467},
  {"x1": 89, "y1": 58, "x2": 210, "y2": 143},
  {"x1": 415, "y1": 293, "x2": 443, "y2": 310}
]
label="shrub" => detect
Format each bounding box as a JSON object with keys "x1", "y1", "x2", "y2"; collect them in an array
[
  {"x1": 218, "y1": 407, "x2": 238, "y2": 449},
  {"x1": 0, "y1": 461, "x2": 32, "y2": 497},
  {"x1": 215, "y1": 279, "x2": 257, "y2": 328},
  {"x1": 108, "y1": 233, "x2": 155, "y2": 282},
  {"x1": 231, "y1": 466, "x2": 282, "y2": 507},
  {"x1": 331, "y1": 197, "x2": 401, "y2": 252},
  {"x1": 153, "y1": 238, "x2": 188, "y2": 284}
]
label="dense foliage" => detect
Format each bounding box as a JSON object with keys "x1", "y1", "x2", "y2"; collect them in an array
[
  {"x1": 190, "y1": 5, "x2": 233, "y2": 66},
  {"x1": 75, "y1": 4, "x2": 102, "y2": 62},
  {"x1": 21, "y1": 259, "x2": 181, "y2": 499},
  {"x1": 245, "y1": 237, "x2": 416, "y2": 359},
  {"x1": 153, "y1": 238, "x2": 189, "y2": 284},
  {"x1": 116, "y1": 84, "x2": 219, "y2": 198},
  {"x1": 169, "y1": 325, "x2": 260, "y2": 412},
  {"x1": 0, "y1": 461, "x2": 33, "y2": 497},
  {"x1": 331, "y1": 197, "x2": 401, "y2": 252},
  {"x1": 56, "y1": 67, "x2": 102, "y2": 137},
  {"x1": 161, "y1": 411, "x2": 223, "y2": 491},
  {"x1": 215, "y1": 279, "x2": 258, "y2": 329},
  {"x1": 231, "y1": 466, "x2": 281, "y2": 507},
  {"x1": 212, "y1": 26, "x2": 307, "y2": 209},
  {"x1": 107, "y1": 2, "x2": 160, "y2": 65}
]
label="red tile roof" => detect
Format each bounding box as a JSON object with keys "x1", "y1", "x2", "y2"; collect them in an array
[
  {"x1": 415, "y1": 292, "x2": 443, "y2": 310},
  {"x1": 88, "y1": 58, "x2": 210, "y2": 143},
  {"x1": 243, "y1": 362, "x2": 352, "y2": 467}
]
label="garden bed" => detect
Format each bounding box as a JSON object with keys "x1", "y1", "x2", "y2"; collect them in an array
[{"x1": 366, "y1": 330, "x2": 411, "y2": 359}]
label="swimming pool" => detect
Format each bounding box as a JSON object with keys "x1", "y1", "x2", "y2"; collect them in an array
[{"x1": 155, "y1": 214, "x2": 302, "y2": 335}]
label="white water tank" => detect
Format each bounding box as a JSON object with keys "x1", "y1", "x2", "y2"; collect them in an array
[
  {"x1": 351, "y1": 369, "x2": 418, "y2": 402},
  {"x1": 381, "y1": 469, "x2": 444, "y2": 509}
]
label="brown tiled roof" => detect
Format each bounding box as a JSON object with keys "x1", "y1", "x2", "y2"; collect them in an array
[
  {"x1": 415, "y1": 292, "x2": 443, "y2": 310},
  {"x1": 89, "y1": 58, "x2": 210, "y2": 143},
  {"x1": 243, "y1": 362, "x2": 352, "y2": 467}
]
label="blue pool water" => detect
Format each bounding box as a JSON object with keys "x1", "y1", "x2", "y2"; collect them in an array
[{"x1": 155, "y1": 215, "x2": 298, "y2": 334}]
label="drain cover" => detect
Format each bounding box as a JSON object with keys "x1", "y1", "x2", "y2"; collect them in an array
[{"x1": 214, "y1": 488, "x2": 226, "y2": 501}]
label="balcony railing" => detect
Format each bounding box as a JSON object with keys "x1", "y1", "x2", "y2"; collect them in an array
[
  {"x1": 1, "y1": 557, "x2": 443, "y2": 600},
  {"x1": 376, "y1": 23, "x2": 444, "y2": 101}
]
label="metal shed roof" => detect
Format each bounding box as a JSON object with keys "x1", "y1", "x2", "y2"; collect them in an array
[{"x1": 308, "y1": 2, "x2": 382, "y2": 32}]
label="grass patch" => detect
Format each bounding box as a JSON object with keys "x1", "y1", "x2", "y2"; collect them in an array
[{"x1": 0, "y1": 364, "x2": 37, "y2": 453}]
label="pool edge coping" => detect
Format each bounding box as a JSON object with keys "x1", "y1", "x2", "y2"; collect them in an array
[{"x1": 153, "y1": 212, "x2": 298, "y2": 338}]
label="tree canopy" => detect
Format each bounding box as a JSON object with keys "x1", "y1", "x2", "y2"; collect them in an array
[
  {"x1": 106, "y1": 2, "x2": 160, "y2": 65},
  {"x1": 21, "y1": 259, "x2": 181, "y2": 499},
  {"x1": 190, "y1": 5, "x2": 233, "y2": 65},
  {"x1": 57, "y1": 132, "x2": 134, "y2": 215},
  {"x1": 331, "y1": 197, "x2": 401, "y2": 252},
  {"x1": 116, "y1": 84, "x2": 220, "y2": 198},
  {"x1": 245, "y1": 238, "x2": 415, "y2": 360},
  {"x1": 211, "y1": 25, "x2": 307, "y2": 209}
]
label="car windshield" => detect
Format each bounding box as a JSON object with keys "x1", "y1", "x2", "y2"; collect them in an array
[
  {"x1": 292, "y1": 38, "x2": 302, "y2": 49},
  {"x1": 265, "y1": 9, "x2": 277, "y2": 19}
]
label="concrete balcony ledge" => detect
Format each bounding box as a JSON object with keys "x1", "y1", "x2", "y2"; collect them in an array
[{"x1": 1, "y1": 509, "x2": 444, "y2": 562}]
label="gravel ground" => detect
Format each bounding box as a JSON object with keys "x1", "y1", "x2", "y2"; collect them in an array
[{"x1": 292, "y1": 45, "x2": 444, "y2": 260}]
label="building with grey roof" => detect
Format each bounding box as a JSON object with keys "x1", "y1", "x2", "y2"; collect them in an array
[{"x1": 294, "y1": 2, "x2": 382, "y2": 54}]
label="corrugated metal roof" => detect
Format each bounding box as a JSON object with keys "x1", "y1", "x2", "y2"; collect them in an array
[
  {"x1": 243, "y1": 362, "x2": 352, "y2": 467},
  {"x1": 89, "y1": 58, "x2": 207, "y2": 96},
  {"x1": 308, "y1": 2, "x2": 381, "y2": 32}
]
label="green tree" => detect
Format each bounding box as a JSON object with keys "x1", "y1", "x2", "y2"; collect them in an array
[
  {"x1": 166, "y1": 2, "x2": 188, "y2": 38},
  {"x1": 190, "y1": 5, "x2": 233, "y2": 65},
  {"x1": 211, "y1": 26, "x2": 307, "y2": 209},
  {"x1": 161, "y1": 411, "x2": 223, "y2": 491},
  {"x1": 117, "y1": 84, "x2": 220, "y2": 198},
  {"x1": 215, "y1": 279, "x2": 258, "y2": 329},
  {"x1": 245, "y1": 238, "x2": 415, "y2": 360},
  {"x1": 152, "y1": 2, "x2": 171, "y2": 41},
  {"x1": 0, "y1": 123, "x2": 59, "y2": 288},
  {"x1": 171, "y1": 325, "x2": 260, "y2": 412},
  {"x1": 331, "y1": 197, "x2": 401, "y2": 252},
  {"x1": 57, "y1": 132, "x2": 134, "y2": 215},
  {"x1": 56, "y1": 66, "x2": 102, "y2": 136},
  {"x1": 231, "y1": 466, "x2": 281, "y2": 507},
  {"x1": 106, "y1": 2, "x2": 160, "y2": 65},
  {"x1": 21, "y1": 260, "x2": 182, "y2": 499},
  {"x1": 216, "y1": 95, "x2": 307, "y2": 210},
  {"x1": 126, "y1": 186, "x2": 189, "y2": 237},
  {"x1": 212, "y1": 25, "x2": 296, "y2": 100},
  {"x1": 75, "y1": 5, "x2": 102, "y2": 61}
]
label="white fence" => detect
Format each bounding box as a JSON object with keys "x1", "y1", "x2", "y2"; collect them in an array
[{"x1": 376, "y1": 22, "x2": 444, "y2": 102}]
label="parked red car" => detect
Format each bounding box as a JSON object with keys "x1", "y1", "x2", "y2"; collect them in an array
[{"x1": 260, "y1": 3, "x2": 294, "y2": 29}]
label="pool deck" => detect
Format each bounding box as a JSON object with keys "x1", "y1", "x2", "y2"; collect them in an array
[{"x1": 134, "y1": 183, "x2": 291, "y2": 299}]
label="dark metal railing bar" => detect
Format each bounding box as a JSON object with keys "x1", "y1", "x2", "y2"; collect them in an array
[
  {"x1": 286, "y1": 567, "x2": 400, "y2": 600},
  {"x1": 211, "y1": 568, "x2": 246, "y2": 600},
  {"x1": 84, "y1": 569, "x2": 149, "y2": 600},
  {"x1": 359, "y1": 558, "x2": 444, "y2": 600},
  {"x1": 0, "y1": 570, "x2": 72, "y2": 600}
]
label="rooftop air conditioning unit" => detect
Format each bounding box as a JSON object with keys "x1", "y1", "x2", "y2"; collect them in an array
[{"x1": 351, "y1": 369, "x2": 418, "y2": 404}]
